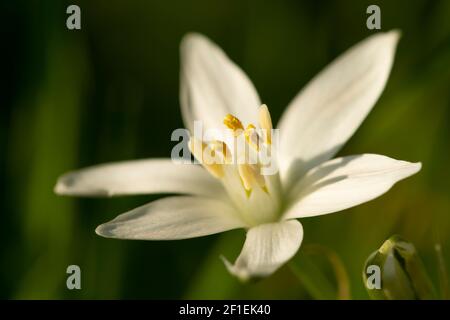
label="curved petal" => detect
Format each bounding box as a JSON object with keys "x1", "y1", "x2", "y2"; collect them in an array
[
  {"x1": 96, "y1": 196, "x2": 246, "y2": 240},
  {"x1": 54, "y1": 158, "x2": 224, "y2": 197},
  {"x1": 278, "y1": 31, "x2": 400, "y2": 187},
  {"x1": 222, "y1": 220, "x2": 303, "y2": 281},
  {"x1": 180, "y1": 33, "x2": 261, "y2": 133},
  {"x1": 284, "y1": 154, "x2": 421, "y2": 219}
]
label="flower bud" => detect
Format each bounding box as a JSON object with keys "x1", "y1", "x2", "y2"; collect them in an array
[{"x1": 362, "y1": 235, "x2": 436, "y2": 300}]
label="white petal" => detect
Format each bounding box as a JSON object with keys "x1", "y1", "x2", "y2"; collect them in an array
[
  {"x1": 180, "y1": 33, "x2": 261, "y2": 133},
  {"x1": 278, "y1": 31, "x2": 400, "y2": 187},
  {"x1": 54, "y1": 158, "x2": 224, "y2": 197},
  {"x1": 222, "y1": 220, "x2": 303, "y2": 281},
  {"x1": 96, "y1": 196, "x2": 246, "y2": 240},
  {"x1": 284, "y1": 154, "x2": 421, "y2": 219}
]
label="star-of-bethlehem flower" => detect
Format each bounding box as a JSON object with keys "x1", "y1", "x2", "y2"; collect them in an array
[{"x1": 55, "y1": 30, "x2": 421, "y2": 281}]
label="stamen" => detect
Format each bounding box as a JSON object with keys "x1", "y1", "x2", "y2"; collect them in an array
[
  {"x1": 220, "y1": 112, "x2": 271, "y2": 196},
  {"x1": 238, "y1": 164, "x2": 266, "y2": 192},
  {"x1": 244, "y1": 124, "x2": 260, "y2": 151},
  {"x1": 258, "y1": 104, "x2": 273, "y2": 144},
  {"x1": 189, "y1": 138, "x2": 224, "y2": 179},
  {"x1": 223, "y1": 114, "x2": 244, "y2": 136},
  {"x1": 208, "y1": 140, "x2": 232, "y2": 164}
]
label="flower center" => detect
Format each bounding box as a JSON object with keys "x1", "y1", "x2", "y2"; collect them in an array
[{"x1": 189, "y1": 104, "x2": 281, "y2": 226}]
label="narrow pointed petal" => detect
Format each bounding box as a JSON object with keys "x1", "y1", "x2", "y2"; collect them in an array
[
  {"x1": 278, "y1": 31, "x2": 400, "y2": 186},
  {"x1": 222, "y1": 220, "x2": 303, "y2": 281},
  {"x1": 284, "y1": 154, "x2": 421, "y2": 219},
  {"x1": 96, "y1": 196, "x2": 246, "y2": 240},
  {"x1": 54, "y1": 159, "x2": 224, "y2": 197},
  {"x1": 180, "y1": 33, "x2": 260, "y2": 132}
]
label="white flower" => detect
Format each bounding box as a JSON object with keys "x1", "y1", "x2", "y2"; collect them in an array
[{"x1": 55, "y1": 31, "x2": 421, "y2": 281}]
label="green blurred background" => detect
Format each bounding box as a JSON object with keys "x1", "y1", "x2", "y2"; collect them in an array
[{"x1": 1, "y1": 0, "x2": 449, "y2": 299}]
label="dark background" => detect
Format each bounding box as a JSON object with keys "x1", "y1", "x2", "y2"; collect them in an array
[{"x1": 1, "y1": 0, "x2": 449, "y2": 299}]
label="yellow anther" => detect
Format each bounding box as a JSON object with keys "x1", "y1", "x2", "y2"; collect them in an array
[
  {"x1": 244, "y1": 124, "x2": 260, "y2": 151},
  {"x1": 258, "y1": 104, "x2": 273, "y2": 144},
  {"x1": 238, "y1": 164, "x2": 266, "y2": 192},
  {"x1": 223, "y1": 114, "x2": 244, "y2": 135},
  {"x1": 189, "y1": 138, "x2": 224, "y2": 179}
]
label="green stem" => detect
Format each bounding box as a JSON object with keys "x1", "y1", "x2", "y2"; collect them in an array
[
  {"x1": 289, "y1": 245, "x2": 348, "y2": 300},
  {"x1": 434, "y1": 243, "x2": 449, "y2": 300},
  {"x1": 304, "y1": 244, "x2": 351, "y2": 300}
]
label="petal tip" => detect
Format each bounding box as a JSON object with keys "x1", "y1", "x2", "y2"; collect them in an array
[
  {"x1": 181, "y1": 31, "x2": 201, "y2": 42},
  {"x1": 412, "y1": 161, "x2": 422, "y2": 174},
  {"x1": 53, "y1": 181, "x2": 64, "y2": 195},
  {"x1": 368, "y1": 29, "x2": 401, "y2": 52},
  {"x1": 180, "y1": 32, "x2": 210, "y2": 51},
  {"x1": 379, "y1": 30, "x2": 402, "y2": 54},
  {"x1": 53, "y1": 171, "x2": 82, "y2": 195},
  {"x1": 53, "y1": 171, "x2": 115, "y2": 197},
  {"x1": 403, "y1": 160, "x2": 422, "y2": 176},
  {"x1": 54, "y1": 176, "x2": 71, "y2": 195},
  {"x1": 95, "y1": 223, "x2": 116, "y2": 238},
  {"x1": 386, "y1": 29, "x2": 402, "y2": 42},
  {"x1": 220, "y1": 255, "x2": 250, "y2": 282}
]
